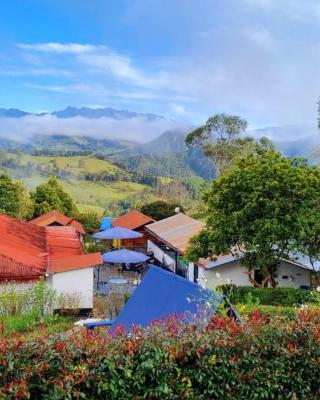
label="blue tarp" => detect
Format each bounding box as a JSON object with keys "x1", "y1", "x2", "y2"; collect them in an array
[
  {"x1": 102, "y1": 249, "x2": 150, "y2": 264},
  {"x1": 92, "y1": 227, "x2": 143, "y2": 240},
  {"x1": 112, "y1": 265, "x2": 222, "y2": 330},
  {"x1": 100, "y1": 217, "x2": 114, "y2": 231}
]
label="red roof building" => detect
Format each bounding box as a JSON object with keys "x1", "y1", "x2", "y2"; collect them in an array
[
  {"x1": 0, "y1": 214, "x2": 102, "y2": 282},
  {"x1": 111, "y1": 210, "x2": 155, "y2": 250},
  {"x1": 30, "y1": 210, "x2": 86, "y2": 235},
  {"x1": 112, "y1": 210, "x2": 154, "y2": 230}
]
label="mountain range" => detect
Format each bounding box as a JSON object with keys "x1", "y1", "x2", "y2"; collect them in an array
[{"x1": 0, "y1": 106, "x2": 164, "y2": 121}]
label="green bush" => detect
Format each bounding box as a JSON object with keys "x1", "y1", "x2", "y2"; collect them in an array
[
  {"x1": 219, "y1": 285, "x2": 317, "y2": 306},
  {"x1": 0, "y1": 309, "x2": 320, "y2": 399}
]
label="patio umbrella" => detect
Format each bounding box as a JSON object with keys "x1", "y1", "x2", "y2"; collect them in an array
[
  {"x1": 92, "y1": 227, "x2": 143, "y2": 240},
  {"x1": 102, "y1": 249, "x2": 150, "y2": 264}
]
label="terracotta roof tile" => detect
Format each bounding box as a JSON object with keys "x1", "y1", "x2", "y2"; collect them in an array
[
  {"x1": 0, "y1": 214, "x2": 101, "y2": 281},
  {"x1": 112, "y1": 210, "x2": 154, "y2": 230},
  {"x1": 30, "y1": 210, "x2": 86, "y2": 235}
]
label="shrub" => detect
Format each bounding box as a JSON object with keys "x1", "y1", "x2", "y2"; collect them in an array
[
  {"x1": 218, "y1": 285, "x2": 317, "y2": 306},
  {"x1": 0, "y1": 309, "x2": 319, "y2": 399}
]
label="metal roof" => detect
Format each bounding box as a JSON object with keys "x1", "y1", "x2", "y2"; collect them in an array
[
  {"x1": 112, "y1": 210, "x2": 154, "y2": 230},
  {"x1": 204, "y1": 253, "x2": 320, "y2": 272},
  {"x1": 145, "y1": 213, "x2": 205, "y2": 254},
  {"x1": 0, "y1": 214, "x2": 101, "y2": 281},
  {"x1": 30, "y1": 210, "x2": 86, "y2": 235}
]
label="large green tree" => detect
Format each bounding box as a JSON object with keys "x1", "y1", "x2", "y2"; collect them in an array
[
  {"x1": 0, "y1": 174, "x2": 34, "y2": 219},
  {"x1": 32, "y1": 176, "x2": 78, "y2": 217},
  {"x1": 186, "y1": 113, "x2": 274, "y2": 176},
  {"x1": 186, "y1": 151, "x2": 320, "y2": 287}
]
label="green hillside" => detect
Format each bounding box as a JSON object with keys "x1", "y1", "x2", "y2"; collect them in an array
[{"x1": 0, "y1": 153, "x2": 158, "y2": 215}]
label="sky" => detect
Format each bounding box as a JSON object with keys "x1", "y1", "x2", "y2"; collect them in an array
[{"x1": 0, "y1": 0, "x2": 320, "y2": 141}]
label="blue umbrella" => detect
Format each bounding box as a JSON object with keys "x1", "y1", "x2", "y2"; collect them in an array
[
  {"x1": 92, "y1": 227, "x2": 143, "y2": 240},
  {"x1": 102, "y1": 249, "x2": 150, "y2": 264}
]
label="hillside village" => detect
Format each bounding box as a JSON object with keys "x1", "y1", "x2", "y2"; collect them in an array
[{"x1": 1, "y1": 1, "x2": 320, "y2": 398}]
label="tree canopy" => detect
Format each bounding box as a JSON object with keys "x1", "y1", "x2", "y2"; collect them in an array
[
  {"x1": 0, "y1": 174, "x2": 34, "y2": 219},
  {"x1": 140, "y1": 200, "x2": 184, "y2": 221},
  {"x1": 186, "y1": 151, "x2": 320, "y2": 287},
  {"x1": 32, "y1": 176, "x2": 78, "y2": 217},
  {"x1": 186, "y1": 113, "x2": 274, "y2": 176}
]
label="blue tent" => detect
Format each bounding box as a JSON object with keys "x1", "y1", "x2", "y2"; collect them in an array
[
  {"x1": 85, "y1": 265, "x2": 223, "y2": 330},
  {"x1": 100, "y1": 217, "x2": 114, "y2": 231},
  {"x1": 102, "y1": 249, "x2": 150, "y2": 264},
  {"x1": 92, "y1": 227, "x2": 143, "y2": 240}
]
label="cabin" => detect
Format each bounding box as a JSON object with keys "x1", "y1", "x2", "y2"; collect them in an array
[
  {"x1": 0, "y1": 214, "x2": 102, "y2": 312},
  {"x1": 111, "y1": 210, "x2": 155, "y2": 250},
  {"x1": 197, "y1": 253, "x2": 319, "y2": 290},
  {"x1": 30, "y1": 210, "x2": 86, "y2": 242},
  {"x1": 145, "y1": 213, "x2": 204, "y2": 279}
]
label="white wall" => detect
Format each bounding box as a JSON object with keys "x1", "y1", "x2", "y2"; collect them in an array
[
  {"x1": 49, "y1": 267, "x2": 93, "y2": 309},
  {"x1": 147, "y1": 240, "x2": 176, "y2": 272},
  {"x1": 202, "y1": 260, "x2": 312, "y2": 290},
  {"x1": 277, "y1": 262, "x2": 311, "y2": 288},
  {"x1": 204, "y1": 260, "x2": 249, "y2": 290}
]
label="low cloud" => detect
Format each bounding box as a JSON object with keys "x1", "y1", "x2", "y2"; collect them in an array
[{"x1": 0, "y1": 115, "x2": 183, "y2": 143}]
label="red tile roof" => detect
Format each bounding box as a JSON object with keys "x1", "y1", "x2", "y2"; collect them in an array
[
  {"x1": 30, "y1": 210, "x2": 86, "y2": 235},
  {"x1": 0, "y1": 214, "x2": 102, "y2": 281},
  {"x1": 112, "y1": 210, "x2": 154, "y2": 230}
]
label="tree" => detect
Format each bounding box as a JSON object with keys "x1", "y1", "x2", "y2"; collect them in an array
[
  {"x1": 0, "y1": 174, "x2": 34, "y2": 219},
  {"x1": 186, "y1": 113, "x2": 274, "y2": 176},
  {"x1": 185, "y1": 151, "x2": 320, "y2": 287},
  {"x1": 140, "y1": 200, "x2": 184, "y2": 221},
  {"x1": 32, "y1": 176, "x2": 78, "y2": 217},
  {"x1": 76, "y1": 211, "x2": 101, "y2": 234}
]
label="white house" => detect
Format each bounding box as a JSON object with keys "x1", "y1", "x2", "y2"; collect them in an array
[
  {"x1": 0, "y1": 214, "x2": 102, "y2": 312},
  {"x1": 195, "y1": 254, "x2": 318, "y2": 290}
]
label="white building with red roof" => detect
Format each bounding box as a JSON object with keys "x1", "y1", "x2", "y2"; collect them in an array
[{"x1": 0, "y1": 214, "x2": 102, "y2": 311}]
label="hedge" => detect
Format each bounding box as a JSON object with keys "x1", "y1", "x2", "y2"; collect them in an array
[
  {"x1": 219, "y1": 285, "x2": 317, "y2": 306},
  {"x1": 0, "y1": 308, "x2": 320, "y2": 399}
]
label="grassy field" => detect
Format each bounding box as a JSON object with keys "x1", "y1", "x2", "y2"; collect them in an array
[
  {"x1": 30, "y1": 155, "x2": 125, "y2": 177},
  {"x1": 21, "y1": 175, "x2": 154, "y2": 213},
  {"x1": 1, "y1": 153, "x2": 159, "y2": 213}
]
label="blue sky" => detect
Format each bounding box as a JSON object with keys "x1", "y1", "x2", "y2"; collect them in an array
[{"x1": 1, "y1": 0, "x2": 320, "y2": 130}]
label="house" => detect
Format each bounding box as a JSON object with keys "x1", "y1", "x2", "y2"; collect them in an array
[
  {"x1": 197, "y1": 253, "x2": 319, "y2": 290},
  {"x1": 30, "y1": 210, "x2": 86, "y2": 241},
  {"x1": 85, "y1": 265, "x2": 222, "y2": 330},
  {"x1": 0, "y1": 214, "x2": 102, "y2": 311},
  {"x1": 100, "y1": 216, "x2": 114, "y2": 230},
  {"x1": 145, "y1": 213, "x2": 205, "y2": 279},
  {"x1": 112, "y1": 210, "x2": 155, "y2": 250}
]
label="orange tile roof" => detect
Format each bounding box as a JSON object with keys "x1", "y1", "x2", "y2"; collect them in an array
[
  {"x1": 146, "y1": 213, "x2": 205, "y2": 254},
  {"x1": 112, "y1": 210, "x2": 154, "y2": 230},
  {"x1": 0, "y1": 214, "x2": 101, "y2": 281},
  {"x1": 30, "y1": 210, "x2": 86, "y2": 235}
]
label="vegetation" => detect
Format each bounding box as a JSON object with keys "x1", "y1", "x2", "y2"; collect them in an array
[
  {"x1": 140, "y1": 200, "x2": 184, "y2": 220},
  {"x1": 0, "y1": 174, "x2": 33, "y2": 219},
  {"x1": 186, "y1": 113, "x2": 274, "y2": 176},
  {"x1": 219, "y1": 285, "x2": 319, "y2": 306},
  {"x1": 0, "y1": 152, "x2": 202, "y2": 215},
  {"x1": 0, "y1": 309, "x2": 319, "y2": 399},
  {"x1": 186, "y1": 151, "x2": 320, "y2": 287},
  {"x1": 32, "y1": 176, "x2": 78, "y2": 217}
]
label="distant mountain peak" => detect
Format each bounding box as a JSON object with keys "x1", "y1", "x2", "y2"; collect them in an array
[{"x1": 0, "y1": 106, "x2": 165, "y2": 121}]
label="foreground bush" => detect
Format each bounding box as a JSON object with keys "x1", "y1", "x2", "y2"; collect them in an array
[
  {"x1": 219, "y1": 285, "x2": 318, "y2": 306},
  {"x1": 0, "y1": 308, "x2": 319, "y2": 399}
]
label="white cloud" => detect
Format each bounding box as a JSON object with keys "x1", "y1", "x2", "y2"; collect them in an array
[
  {"x1": 170, "y1": 103, "x2": 186, "y2": 114},
  {"x1": 0, "y1": 115, "x2": 181, "y2": 143},
  {"x1": 17, "y1": 42, "x2": 103, "y2": 54}
]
